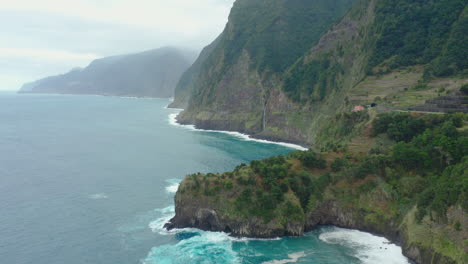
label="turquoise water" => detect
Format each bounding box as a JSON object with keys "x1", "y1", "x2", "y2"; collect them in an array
[{"x1": 0, "y1": 92, "x2": 410, "y2": 264}]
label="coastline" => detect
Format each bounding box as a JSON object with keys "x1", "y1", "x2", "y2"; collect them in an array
[
  {"x1": 17, "y1": 91, "x2": 172, "y2": 100},
  {"x1": 167, "y1": 109, "x2": 308, "y2": 151},
  {"x1": 155, "y1": 181, "x2": 411, "y2": 264}
]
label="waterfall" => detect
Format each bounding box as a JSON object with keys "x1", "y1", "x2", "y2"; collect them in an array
[{"x1": 262, "y1": 102, "x2": 266, "y2": 131}]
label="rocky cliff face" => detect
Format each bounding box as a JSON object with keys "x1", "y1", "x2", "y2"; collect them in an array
[
  {"x1": 169, "y1": 37, "x2": 222, "y2": 108},
  {"x1": 174, "y1": 0, "x2": 468, "y2": 148},
  {"x1": 168, "y1": 199, "x2": 461, "y2": 264},
  {"x1": 174, "y1": 0, "x2": 373, "y2": 147},
  {"x1": 19, "y1": 47, "x2": 196, "y2": 98},
  {"x1": 166, "y1": 160, "x2": 467, "y2": 264},
  {"x1": 166, "y1": 190, "x2": 304, "y2": 238},
  {"x1": 174, "y1": 0, "x2": 357, "y2": 147}
]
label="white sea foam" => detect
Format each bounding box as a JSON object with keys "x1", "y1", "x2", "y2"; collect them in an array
[
  {"x1": 88, "y1": 193, "x2": 108, "y2": 199},
  {"x1": 262, "y1": 251, "x2": 306, "y2": 264},
  {"x1": 148, "y1": 206, "x2": 176, "y2": 235},
  {"x1": 148, "y1": 206, "x2": 201, "y2": 236},
  {"x1": 319, "y1": 227, "x2": 410, "y2": 264},
  {"x1": 118, "y1": 96, "x2": 162, "y2": 100},
  {"x1": 168, "y1": 110, "x2": 308, "y2": 151},
  {"x1": 165, "y1": 184, "x2": 179, "y2": 193},
  {"x1": 144, "y1": 230, "x2": 242, "y2": 264},
  {"x1": 146, "y1": 204, "x2": 243, "y2": 263},
  {"x1": 148, "y1": 203, "x2": 284, "y2": 241},
  {"x1": 155, "y1": 206, "x2": 175, "y2": 214},
  {"x1": 164, "y1": 179, "x2": 181, "y2": 194}
]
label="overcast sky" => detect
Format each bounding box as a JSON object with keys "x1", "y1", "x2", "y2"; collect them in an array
[{"x1": 0, "y1": 0, "x2": 235, "y2": 91}]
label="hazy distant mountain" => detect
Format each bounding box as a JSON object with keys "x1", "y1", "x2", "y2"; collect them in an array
[{"x1": 19, "y1": 47, "x2": 197, "y2": 98}]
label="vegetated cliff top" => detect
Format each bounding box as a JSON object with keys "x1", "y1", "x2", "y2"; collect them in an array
[
  {"x1": 20, "y1": 47, "x2": 197, "y2": 98},
  {"x1": 168, "y1": 111, "x2": 468, "y2": 264}
]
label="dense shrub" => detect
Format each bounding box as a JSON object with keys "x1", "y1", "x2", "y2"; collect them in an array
[
  {"x1": 298, "y1": 151, "x2": 327, "y2": 169},
  {"x1": 331, "y1": 158, "x2": 349, "y2": 172},
  {"x1": 369, "y1": 0, "x2": 467, "y2": 77},
  {"x1": 373, "y1": 113, "x2": 427, "y2": 142},
  {"x1": 461, "y1": 83, "x2": 468, "y2": 94},
  {"x1": 225, "y1": 0, "x2": 354, "y2": 73},
  {"x1": 417, "y1": 158, "x2": 468, "y2": 220},
  {"x1": 393, "y1": 142, "x2": 430, "y2": 169},
  {"x1": 224, "y1": 113, "x2": 466, "y2": 224}
]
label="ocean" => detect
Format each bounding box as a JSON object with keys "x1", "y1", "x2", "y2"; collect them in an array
[{"x1": 0, "y1": 92, "x2": 410, "y2": 264}]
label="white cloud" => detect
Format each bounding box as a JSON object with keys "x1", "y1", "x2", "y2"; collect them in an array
[
  {"x1": 0, "y1": 48, "x2": 99, "y2": 61},
  {"x1": 0, "y1": 0, "x2": 233, "y2": 36},
  {"x1": 0, "y1": 0, "x2": 235, "y2": 90}
]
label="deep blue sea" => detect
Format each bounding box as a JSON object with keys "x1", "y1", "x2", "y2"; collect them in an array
[{"x1": 0, "y1": 92, "x2": 410, "y2": 264}]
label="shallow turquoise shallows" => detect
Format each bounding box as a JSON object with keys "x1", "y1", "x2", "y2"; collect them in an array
[{"x1": 0, "y1": 92, "x2": 410, "y2": 264}]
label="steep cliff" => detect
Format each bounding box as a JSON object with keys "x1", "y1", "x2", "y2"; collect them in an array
[
  {"x1": 175, "y1": 0, "x2": 356, "y2": 144},
  {"x1": 167, "y1": 112, "x2": 468, "y2": 264},
  {"x1": 169, "y1": 37, "x2": 222, "y2": 108},
  {"x1": 175, "y1": 0, "x2": 468, "y2": 148},
  {"x1": 19, "y1": 47, "x2": 196, "y2": 98}
]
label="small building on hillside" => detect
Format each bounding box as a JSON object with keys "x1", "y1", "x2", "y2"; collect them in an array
[{"x1": 352, "y1": 105, "x2": 365, "y2": 112}]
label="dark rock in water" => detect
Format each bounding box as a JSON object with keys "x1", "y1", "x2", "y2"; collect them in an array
[
  {"x1": 175, "y1": 232, "x2": 200, "y2": 241},
  {"x1": 163, "y1": 222, "x2": 175, "y2": 230}
]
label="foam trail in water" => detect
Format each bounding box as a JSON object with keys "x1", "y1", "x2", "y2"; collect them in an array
[
  {"x1": 88, "y1": 193, "x2": 108, "y2": 199},
  {"x1": 319, "y1": 227, "x2": 410, "y2": 264},
  {"x1": 167, "y1": 110, "x2": 308, "y2": 151},
  {"x1": 144, "y1": 231, "x2": 242, "y2": 264},
  {"x1": 262, "y1": 251, "x2": 306, "y2": 264}
]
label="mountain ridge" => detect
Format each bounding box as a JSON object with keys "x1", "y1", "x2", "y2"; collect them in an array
[
  {"x1": 20, "y1": 47, "x2": 197, "y2": 98},
  {"x1": 172, "y1": 0, "x2": 467, "y2": 149}
]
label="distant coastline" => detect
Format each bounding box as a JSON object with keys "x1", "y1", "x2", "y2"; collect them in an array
[{"x1": 18, "y1": 91, "x2": 171, "y2": 100}]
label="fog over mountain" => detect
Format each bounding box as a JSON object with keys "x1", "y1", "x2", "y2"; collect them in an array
[
  {"x1": 20, "y1": 47, "x2": 197, "y2": 98},
  {"x1": 0, "y1": 0, "x2": 235, "y2": 91}
]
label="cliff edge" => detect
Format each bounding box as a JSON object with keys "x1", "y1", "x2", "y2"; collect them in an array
[{"x1": 167, "y1": 112, "x2": 468, "y2": 264}]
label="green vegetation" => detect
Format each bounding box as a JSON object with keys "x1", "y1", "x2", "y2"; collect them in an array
[
  {"x1": 284, "y1": 53, "x2": 343, "y2": 102},
  {"x1": 184, "y1": 113, "x2": 467, "y2": 215},
  {"x1": 184, "y1": 112, "x2": 467, "y2": 221},
  {"x1": 281, "y1": 0, "x2": 468, "y2": 104},
  {"x1": 183, "y1": 0, "x2": 357, "y2": 105},
  {"x1": 461, "y1": 83, "x2": 468, "y2": 94},
  {"x1": 224, "y1": 0, "x2": 355, "y2": 73},
  {"x1": 372, "y1": 113, "x2": 467, "y2": 220},
  {"x1": 316, "y1": 110, "x2": 371, "y2": 152},
  {"x1": 172, "y1": 0, "x2": 467, "y2": 261},
  {"x1": 178, "y1": 112, "x2": 467, "y2": 262},
  {"x1": 370, "y1": 0, "x2": 467, "y2": 77}
]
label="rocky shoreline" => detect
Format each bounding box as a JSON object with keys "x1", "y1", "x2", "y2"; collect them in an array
[
  {"x1": 165, "y1": 194, "x2": 458, "y2": 264},
  {"x1": 175, "y1": 112, "x2": 311, "y2": 150}
]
